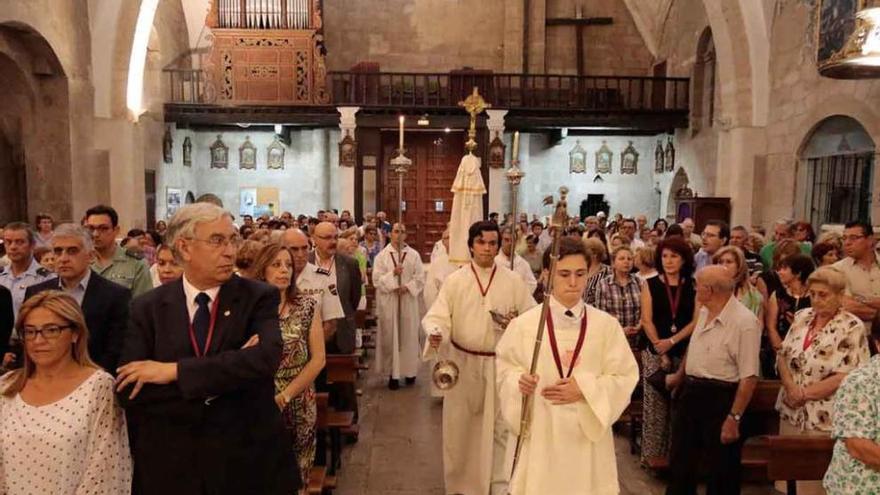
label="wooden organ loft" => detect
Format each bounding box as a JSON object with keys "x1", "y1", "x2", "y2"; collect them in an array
[{"x1": 204, "y1": 0, "x2": 329, "y2": 105}]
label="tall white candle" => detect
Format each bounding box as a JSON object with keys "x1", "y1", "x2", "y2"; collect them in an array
[
  {"x1": 399, "y1": 115, "x2": 405, "y2": 150},
  {"x1": 512, "y1": 131, "x2": 520, "y2": 161}
]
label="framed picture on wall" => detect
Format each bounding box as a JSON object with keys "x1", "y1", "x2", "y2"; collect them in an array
[
  {"x1": 267, "y1": 135, "x2": 285, "y2": 169},
  {"x1": 239, "y1": 136, "x2": 256, "y2": 169},
  {"x1": 240, "y1": 187, "x2": 257, "y2": 217},
  {"x1": 210, "y1": 134, "x2": 228, "y2": 169},
  {"x1": 166, "y1": 188, "x2": 182, "y2": 218}
]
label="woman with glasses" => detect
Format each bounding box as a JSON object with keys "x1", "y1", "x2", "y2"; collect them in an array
[
  {"x1": 360, "y1": 225, "x2": 383, "y2": 267},
  {"x1": 253, "y1": 243, "x2": 325, "y2": 489},
  {"x1": 0, "y1": 291, "x2": 131, "y2": 493}
]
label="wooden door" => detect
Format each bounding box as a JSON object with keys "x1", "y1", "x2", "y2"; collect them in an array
[{"x1": 382, "y1": 131, "x2": 465, "y2": 260}]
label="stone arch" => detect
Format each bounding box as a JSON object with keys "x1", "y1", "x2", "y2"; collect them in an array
[
  {"x1": 0, "y1": 23, "x2": 71, "y2": 224},
  {"x1": 700, "y1": 0, "x2": 755, "y2": 128}
]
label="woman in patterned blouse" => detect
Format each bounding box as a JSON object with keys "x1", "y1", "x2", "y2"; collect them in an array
[
  {"x1": 824, "y1": 313, "x2": 880, "y2": 494},
  {"x1": 594, "y1": 246, "x2": 642, "y2": 346},
  {"x1": 776, "y1": 267, "x2": 870, "y2": 495}
]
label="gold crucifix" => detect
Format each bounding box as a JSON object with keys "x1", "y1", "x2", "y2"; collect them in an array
[{"x1": 458, "y1": 87, "x2": 491, "y2": 153}]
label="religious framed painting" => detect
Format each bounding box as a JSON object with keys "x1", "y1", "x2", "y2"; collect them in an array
[
  {"x1": 267, "y1": 135, "x2": 285, "y2": 169},
  {"x1": 210, "y1": 134, "x2": 228, "y2": 169},
  {"x1": 239, "y1": 187, "x2": 257, "y2": 217},
  {"x1": 595, "y1": 141, "x2": 612, "y2": 174},
  {"x1": 569, "y1": 140, "x2": 587, "y2": 174},
  {"x1": 664, "y1": 137, "x2": 676, "y2": 172},
  {"x1": 338, "y1": 132, "x2": 357, "y2": 167},
  {"x1": 182, "y1": 137, "x2": 192, "y2": 167},
  {"x1": 620, "y1": 141, "x2": 639, "y2": 175},
  {"x1": 162, "y1": 127, "x2": 173, "y2": 164},
  {"x1": 166, "y1": 187, "x2": 182, "y2": 218},
  {"x1": 654, "y1": 138, "x2": 665, "y2": 173},
  {"x1": 816, "y1": 0, "x2": 858, "y2": 67},
  {"x1": 239, "y1": 136, "x2": 256, "y2": 170},
  {"x1": 488, "y1": 136, "x2": 506, "y2": 169}
]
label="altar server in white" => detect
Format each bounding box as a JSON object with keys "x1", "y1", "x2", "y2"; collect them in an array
[
  {"x1": 497, "y1": 236, "x2": 639, "y2": 495},
  {"x1": 373, "y1": 223, "x2": 425, "y2": 389},
  {"x1": 495, "y1": 226, "x2": 538, "y2": 295},
  {"x1": 424, "y1": 221, "x2": 536, "y2": 495}
]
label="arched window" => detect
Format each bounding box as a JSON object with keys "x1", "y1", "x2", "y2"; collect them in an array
[
  {"x1": 692, "y1": 28, "x2": 716, "y2": 132},
  {"x1": 799, "y1": 116, "x2": 875, "y2": 227}
]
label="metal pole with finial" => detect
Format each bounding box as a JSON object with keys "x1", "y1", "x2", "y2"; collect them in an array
[
  {"x1": 505, "y1": 131, "x2": 525, "y2": 271},
  {"x1": 391, "y1": 115, "x2": 411, "y2": 354}
]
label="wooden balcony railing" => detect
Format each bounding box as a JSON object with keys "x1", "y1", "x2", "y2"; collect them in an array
[
  {"x1": 212, "y1": 0, "x2": 315, "y2": 30},
  {"x1": 165, "y1": 68, "x2": 690, "y2": 115},
  {"x1": 329, "y1": 71, "x2": 690, "y2": 112}
]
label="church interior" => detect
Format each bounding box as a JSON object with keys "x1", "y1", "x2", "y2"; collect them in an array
[{"x1": 1, "y1": 0, "x2": 879, "y2": 494}]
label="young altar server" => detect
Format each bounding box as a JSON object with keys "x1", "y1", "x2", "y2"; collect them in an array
[
  {"x1": 424, "y1": 220, "x2": 536, "y2": 495},
  {"x1": 496, "y1": 236, "x2": 639, "y2": 495},
  {"x1": 373, "y1": 223, "x2": 425, "y2": 389},
  {"x1": 496, "y1": 226, "x2": 538, "y2": 295}
]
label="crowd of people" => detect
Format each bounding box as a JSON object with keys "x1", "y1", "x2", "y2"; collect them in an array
[{"x1": 0, "y1": 202, "x2": 878, "y2": 494}]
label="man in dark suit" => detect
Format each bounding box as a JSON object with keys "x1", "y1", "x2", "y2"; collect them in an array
[
  {"x1": 0, "y1": 284, "x2": 12, "y2": 361},
  {"x1": 115, "y1": 203, "x2": 299, "y2": 495},
  {"x1": 24, "y1": 223, "x2": 130, "y2": 373}
]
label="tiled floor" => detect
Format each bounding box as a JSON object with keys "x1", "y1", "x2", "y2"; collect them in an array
[{"x1": 334, "y1": 359, "x2": 777, "y2": 495}]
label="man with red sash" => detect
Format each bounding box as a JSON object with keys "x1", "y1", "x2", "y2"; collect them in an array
[
  {"x1": 423, "y1": 220, "x2": 536, "y2": 495},
  {"x1": 496, "y1": 236, "x2": 639, "y2": 494},
  {"x1": 115, "y1": 203, "x2": 298, "y2": 495}
]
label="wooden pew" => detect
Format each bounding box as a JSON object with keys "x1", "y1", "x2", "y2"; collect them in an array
[
  {"x1": 766, "y1": 436, "x2": 835, "y2": 495},
  {"x1": 311, "y1": 393, "x2": 330, "y2": 494},
  {"x1": 323, "y1": 354, "x2": 359, "y2": 477}
]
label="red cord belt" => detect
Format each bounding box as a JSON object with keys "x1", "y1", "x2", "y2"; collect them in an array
[{"x1": 451, "y1": 339, "x2": 496, "y2": 357}]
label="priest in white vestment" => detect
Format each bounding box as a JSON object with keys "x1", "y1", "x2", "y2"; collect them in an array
[
  {"x1": 496, "y1": 226, "x2": 537, "y2": 295},
  {"x1": 496, "y1": 237, "x2": 639, "y2": 495},
  {"x1": 423, "y1": 221, "x2": 536, "y2": 495},
  {"x1": 373, "y1": 224, "x2": 425, "y2": 389}
]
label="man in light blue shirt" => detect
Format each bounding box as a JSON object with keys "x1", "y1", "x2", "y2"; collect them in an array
[
  {"x1": 694, "y1": 220, "x2": 729, "y2": 273},
  {"x1": 0, "y1": 222, "x2": 54, "y2": 319}
]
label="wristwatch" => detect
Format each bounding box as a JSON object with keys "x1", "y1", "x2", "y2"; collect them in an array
[{"x1": 728, "y1": 412, "x2": 742, "y2": 422}]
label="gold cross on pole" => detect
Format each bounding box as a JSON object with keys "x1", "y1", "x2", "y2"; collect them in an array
[{"x1": 458, "y1": 87, "x2": 491, "y2": 153}]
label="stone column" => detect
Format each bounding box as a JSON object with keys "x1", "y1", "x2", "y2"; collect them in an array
[
  {"x1": 714, "y1": 124, "x2": 766, "y2": 227},
  {"x1": 337, "y1": 106, "x2": 359, "y2": 214},
  {"x1": 486, "y1": 109, "x2": 508, "y2": 215}
]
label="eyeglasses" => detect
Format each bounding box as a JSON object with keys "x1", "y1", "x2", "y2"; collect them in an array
[
  {"x1": 842, "y1": 235, "x2": 867, "y2": 242},
  {"x1": 53, "y1": 246, "x2": 83, "y2": 257},
  {"x1": 22, "y1": 324, "x2": 71, "y2": 341},
  {"x1": 84, "y1": 225, "x2": 113, "y2": 234},
  {"x1": 189, "y1": 234, "x2": 243, "y2": 249}
]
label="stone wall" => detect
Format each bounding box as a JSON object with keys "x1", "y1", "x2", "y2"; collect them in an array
[{"x1": 157, "y1": 127, "x2": 340, "y2": 221}]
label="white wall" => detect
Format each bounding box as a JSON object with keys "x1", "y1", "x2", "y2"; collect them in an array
[{"x1": 157, "y1": 126, "x2": 340, "y2": 220}]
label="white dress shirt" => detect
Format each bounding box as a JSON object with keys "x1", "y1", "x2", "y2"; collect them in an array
[{"x1": 182, "y1": 274, "x2": 221, "y2": 323}]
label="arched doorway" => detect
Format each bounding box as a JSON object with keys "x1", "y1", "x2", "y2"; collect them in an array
[
  {"x1": 0, "y1": 23, "x2": 70, "y2": 224},
  {"x1": 667, "y1": 167, "x2": 692, "y2": 219},
  {"x1": 799, "y1": 116, "x2": 875, "y2": 227}
]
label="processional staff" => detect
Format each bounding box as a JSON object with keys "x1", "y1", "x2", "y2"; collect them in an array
[
  {"x1": 510, "y1": 185, "x2": 570, "y2": 477},
  {"x1": 505, "y1": 131, "x2": 525, "y2": 271},
  {"x1": 391, "y1": 115, "x2": 411, "y2": 353}
]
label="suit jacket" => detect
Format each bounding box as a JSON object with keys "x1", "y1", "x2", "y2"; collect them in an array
[
  {"x1": 0, "y1": 285, "x2": 12, "y2": 357},
  {"x1": 309, "y1": 251, "x2": 362, "y2": 353},
  {"x1": 25, "y1": 271, "x2": 130, "y2": 373},
  {"x1": 118, "y1": 275, "x2": 299, "y2": 495}
]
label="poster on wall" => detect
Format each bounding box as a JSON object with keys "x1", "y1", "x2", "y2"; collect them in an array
[
  {"x1": 166, "y1": 188, "x2": 182, "y2": 218},
  {"x1": 240, "y1": 187, "x2": 257, "y2": 217}
]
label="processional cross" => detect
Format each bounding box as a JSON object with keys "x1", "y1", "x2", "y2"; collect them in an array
[
  {"x1": 546, "y1": 7, "x2": 613, "y2": 76},
  {"x1": 458, "y1": 87, "x2": 491, "y2": 153}
]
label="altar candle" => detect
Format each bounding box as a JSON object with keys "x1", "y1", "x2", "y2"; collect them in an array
[
  {"x1": 399, "y1": 115, "x2": 405, "y2": 150},
  {"x1": 512, "y1": 131, "x2": 520, "y2": 161}
]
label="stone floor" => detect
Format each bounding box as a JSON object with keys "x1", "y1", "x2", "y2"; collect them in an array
[{"x1": 334, "y1": 359, "x2": 778, "y2": 495}]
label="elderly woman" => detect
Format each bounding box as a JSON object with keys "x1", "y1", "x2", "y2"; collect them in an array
[
  {"x1": 812, "y1": 241, "x2": 842, "y2": 267},
  {"x1": 823, "y1": 314, "x2": 880, "y2": 494},
  {"x1": 582, "y1": 236, "x2": 611, "y2": 305},
  {"x1": 360, "y1": 224, "x2": 383, "y2": 267},
  {"x1": 594, "y1": 246, "x2": 642, "y2": 346},
  {"x1": 713, "y1": 245, "x2": 763, "y2": 318},
  {"x1": 776, "y1": 267, "x2": 869, "y2": 494},
  {"x1": 253, "y1": 243, "x2": 325, "y2": 489},
  {"x1": 0, "y1": 291, "x2": 131, "y2": 492},
  {"x1": 150, "y1": 244, "x2": 184, "y2": 286}
]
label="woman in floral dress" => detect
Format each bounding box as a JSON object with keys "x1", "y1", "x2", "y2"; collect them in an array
[{"x1": 253, "y1": 243, "x2": 326, "y2": 489}]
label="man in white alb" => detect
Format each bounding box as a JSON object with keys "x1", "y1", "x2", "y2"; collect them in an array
[
  {"x1": 495, "y1": 226, "x2": 537, "y2": 295},
  {"x1": 373, "y1": 224, "x2": 425, "y2": 389},
  {"x1": 496, "y1": 236, "x2": 639, "y2": 495},
  {"x1": 424, "y1": 221, "x2": 536, "y2": 495}
]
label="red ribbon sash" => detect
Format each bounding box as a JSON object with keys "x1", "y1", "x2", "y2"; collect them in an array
[
  {"x1": 470, "y1": 263, "x2": 498, "y2": 297},
  {"x1": 189, "y1": 296, "x2": 220, "y2": 357},
  {"x1": 663, "y1": 276, "x2": 683, "y2": 329},
  {"x1": 546, "y1": 306, "x2": 588, "y2": 379},
  {"x1": 803, "y1": 317, "x2": 822, "y2": 351},
  {"x1": 391, "y1": 250, "x2": 407, "y2": 268}
]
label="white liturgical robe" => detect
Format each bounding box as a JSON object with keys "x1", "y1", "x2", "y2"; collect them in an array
[
  {"x1": 422, "y1": 262, "x2": 536, "y2": 495},
  {"x1": 449, "y1": 154, "x2": 485, "y2": 265},
  {"x1": 495, "y1": 252, "x2": 538, "y2": 295},
  {"x1": 373, "y1": 243, "x2": 426, "y2": 380},
  {"x1": 496, "y1": 297, "x2": 639, "y2": 495}
]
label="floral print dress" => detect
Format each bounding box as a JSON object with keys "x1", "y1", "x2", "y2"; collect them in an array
[
  {"x1": 276, "y1": 295, "x2": 318, "y2": 486},
  {"x1": 775, "y1": 308, "x2": 869, "y2": 432}
]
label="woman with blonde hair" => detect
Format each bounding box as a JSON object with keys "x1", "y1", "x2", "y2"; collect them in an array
[
  {"x1": 0, "y1": 291, "x2": 131, "y2": 493},
  {"x1": 712, "y1": 245, "x2": 763, "y2": 318},
  {"x1": 252, "y1": 243, "x2": 325, "y2": 489},
  {"x1": 582, "y1": 236, "x2": 611, "y2": 305}
]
